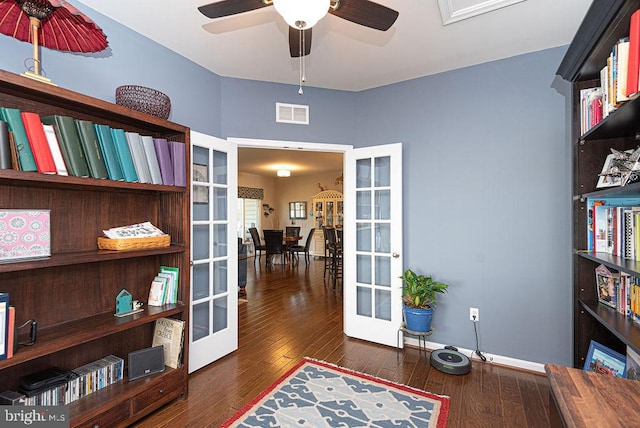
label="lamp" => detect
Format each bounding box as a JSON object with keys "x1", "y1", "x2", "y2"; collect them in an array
[
  {"x1": 277, "y1": 169, "x2": 291, "y2": 177},
  {"x1": 0, "y1": 0, "x2": 109, "y2": 85},
  {"x1": 272, "y1": 0, "x2": 330, "y2": 29}
]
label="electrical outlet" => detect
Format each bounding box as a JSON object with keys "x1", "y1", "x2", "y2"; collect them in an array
[{"x1": 470, "y1": 307, "x2": 479, "y2": 322}]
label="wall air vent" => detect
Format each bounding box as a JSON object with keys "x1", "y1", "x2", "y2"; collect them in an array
[{"x1": 276, "y1": 103, "x2": 309, "y2": 125}]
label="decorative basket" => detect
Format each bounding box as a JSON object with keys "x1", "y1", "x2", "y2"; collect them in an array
[
  {"x1": 115, "y1": 85, "x2": 171, "y2": 120},
  {"x1": 97, "y1": 235, "x2": 171, "y2": 251}
]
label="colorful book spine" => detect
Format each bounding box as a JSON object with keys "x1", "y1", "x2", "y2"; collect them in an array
[
  {"x1": 141, "y1": 135, "x2": 163, "y2": 185},
  {"x1": 41, "y1": 115, "x2": 90, "y2": 178},
  {"x1": 109, "y1": 128, "x2": 138, "y2": 183},
  {"x1": 20, "y1": 112, "x2": 56, "y2": 174},
  {"x1": 42, "y1": 124, "x2": 69, "y2": 176},
  {"x1": 0, "y1": 108, "x2": 37, "y2": 171},
  {"x1": 169, "y1": 141, "x2": 186, "y2": 186},
  {"x1": 153, "y1": 138, "x2": 175, "y2": 185},
  {"x1": 0, "y1": 293, "x2": 8, "y2": 361},
  {"x1": 125, "y1": 132, "x2": 151, "y2": 183},
  {"x1": 94, "y1": 124, "x2": 124, "y2": 181},
  {"x1": 74, "y1": 119, "x2": 108, "y2": 179}
]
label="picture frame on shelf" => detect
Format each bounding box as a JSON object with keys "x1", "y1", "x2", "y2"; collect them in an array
[
  {"x1": 626, "y1": 346, "x2": 640, "y2": 380},
  {"x1": 583, "y1": 340, "x2": 626, "y2": 378}
]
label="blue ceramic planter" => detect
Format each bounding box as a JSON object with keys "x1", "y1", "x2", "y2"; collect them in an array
[{"x1": 403, "y1": 304, "x2": 434, "y2": 333}]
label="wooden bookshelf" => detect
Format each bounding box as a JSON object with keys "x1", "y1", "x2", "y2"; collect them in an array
[
  {"x1": 558, "y1": 0, "x2": 640, "y2": 367},
  {"x1": 0, "y1": 69, "x2": 191, "y2": 426}
]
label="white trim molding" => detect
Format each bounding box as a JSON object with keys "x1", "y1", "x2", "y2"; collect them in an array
[
  {"x1": 404, "y1": 336, "x2": 545, "y2": 373},
  {"x1": 438, "y1": 0, "x2": 526, "y2": 25}
]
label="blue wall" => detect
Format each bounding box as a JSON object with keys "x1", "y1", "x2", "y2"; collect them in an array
[{"x1": 0, "y1": 3, "x2": 572, "y2": 365}]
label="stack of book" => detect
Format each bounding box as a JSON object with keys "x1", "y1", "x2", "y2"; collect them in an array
[
  {"x1": 148, "y1": 266, "x2": 180, "y2": 306},
  {"x1": 586, "y1": 197, "x2": 640, "y2": 260},
  {"x1": 579, "y1": 9, "x2": 640, "y2": 135},
  {"x1": 595, "y1": 264, "x2": 640, "y2": 325},
  {"x1": 0, "y1": 107, "x2": 186, "y2": 186}
]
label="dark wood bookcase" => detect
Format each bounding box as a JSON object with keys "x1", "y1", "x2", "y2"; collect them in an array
[
  {"x1": 558, "y1": 0, "x2": 640, "y2": 368},
  {"x1": 0, "y1": 69, "x2": 190, "y2": 426}
]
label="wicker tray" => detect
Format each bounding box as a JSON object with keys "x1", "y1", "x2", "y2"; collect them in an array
[{"x1": 97, "y1": 235, "x2": 170, "y2": 251}]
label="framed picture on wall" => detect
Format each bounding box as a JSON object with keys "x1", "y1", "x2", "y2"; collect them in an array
[{"x1": 583, "y1": 340, "x2": 626, "y2": 378}]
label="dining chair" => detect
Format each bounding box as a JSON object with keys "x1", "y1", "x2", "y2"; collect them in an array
[
  {"x1": 249, "y1": 227, "x2": 266, "y2": 264},
  {"x1": 289, "y1": 228, "x2": 315, "y2": 264},
  {"x1": 323, "y1": 227, "x2": 336, "y2": 278},
  {"x1": 264, "y1": 229, "x2": 286, "y2": 266}
]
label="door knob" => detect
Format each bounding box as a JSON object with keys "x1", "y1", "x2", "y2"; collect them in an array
[{"x1": 392, "y1": 252, "x2": 400, "y2": 258}]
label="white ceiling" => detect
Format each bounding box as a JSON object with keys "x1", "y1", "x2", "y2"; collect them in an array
[{"x1": 76, "y1": 0, "x2": 592, "y2": 92}]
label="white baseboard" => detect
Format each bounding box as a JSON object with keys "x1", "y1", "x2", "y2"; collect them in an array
[{"x1": 403, "y1": 337, "x2": 545, "y2": 374}]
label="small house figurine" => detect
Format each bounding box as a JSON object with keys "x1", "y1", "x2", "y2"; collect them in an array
[{"x1": 116, "y1": 289, "x2": 133, "y2": 315}]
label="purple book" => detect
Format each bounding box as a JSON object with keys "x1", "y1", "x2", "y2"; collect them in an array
[
  {"x1": 153, "y1": 138, "x2": 175, "y2": 185},
  {"x1": 169, "y1": 141, "x2": 186, "y2": 187}
]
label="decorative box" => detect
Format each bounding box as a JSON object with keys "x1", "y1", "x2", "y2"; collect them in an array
[{"x1": 0, "y1": 210, "x2": 51, "y2": 261}]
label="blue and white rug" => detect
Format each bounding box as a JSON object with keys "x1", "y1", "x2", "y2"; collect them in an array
[{"x1": 222, "y1": 357, "x2": 449, "y2": 427}]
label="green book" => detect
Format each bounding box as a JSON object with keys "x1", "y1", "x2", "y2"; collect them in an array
[
  {"x1": 74, "y1": 119, "x2": 108, "y2": 179},
  {"x1": 0, "y1": 107, "x2": 37, "y2": 171},
  {"x1": 94, "y1": 124, "x2": 124, "y2": 181},
  {"x1": 41, "y1": 115, "x2": 90, "y2": 178}
]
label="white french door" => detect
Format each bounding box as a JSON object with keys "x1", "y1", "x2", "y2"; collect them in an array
[
  {"x1": 343, "y1": 143, "x2": 403, "y2": 347},
  {"x1": 189, "y1": 131, "x2": 238, "y2": 373}
]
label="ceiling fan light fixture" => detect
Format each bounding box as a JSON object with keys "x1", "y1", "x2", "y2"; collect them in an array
[{"x1": 273, "y1": 0, "x2": 329, "y2": 29}]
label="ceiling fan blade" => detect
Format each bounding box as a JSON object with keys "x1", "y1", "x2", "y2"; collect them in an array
[
  {"x1": 198, "y1": 0, "x2": 270, "y2": 19},
  {"x1": 329, "y1": 0, "x2": 398, "y2": 31},
  {"x1": 289, "y1": 27, "x2": 312, "y2": 58}
]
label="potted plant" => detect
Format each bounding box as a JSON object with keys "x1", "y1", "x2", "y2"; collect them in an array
[{"x1": 401, "y1": 269, "x2": 449, "y2": 333}]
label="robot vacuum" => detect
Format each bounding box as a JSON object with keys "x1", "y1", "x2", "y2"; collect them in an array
[{"x1": 430, "y1": 347, "x2": 471, "y2": 375}]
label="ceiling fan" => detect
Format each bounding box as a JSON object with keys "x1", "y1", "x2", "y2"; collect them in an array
[{"x1": 198, "y1": 0, "x2": 399, "y2": 58}]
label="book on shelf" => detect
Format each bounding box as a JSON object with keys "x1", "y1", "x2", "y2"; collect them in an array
[
  {"x1": 0, "y1": 107, "x2": 37, "y2": 172},
  {"x1": 41, "y1": 115, "x2": 91, "y2": 178},
  {"x1": 160, "y1": 265, "x2": 179, "y2": 304},
  {"x1": 20, "y1": 111, "x2": 56, "y2": 174},
  {"x1": 125, "y1": 131, "x2": 152, "y2": 183},
  {"x1": 42, "y1": 124, "x2": 69, "y2": 176},
  {"x1": 75, "y1": 119, "x2": 109, "y2": 179},
  {"x1": 169, "y1": 140, "x2": 186, "y2": 186},
  {"x1": 615, "y1": 38, "x2": 630, "y2": 105},
  {"x1": 627, "y1": 9, "x2": 640, "y2": 98},
  {"x1": 7, "y1": 305, "x2": 14, "y2": 359},
  {"x1": 153, "y1": 137, "x2": 175, "y2": 185},
  {"x1": 141, "y1": 135, "x2": 163, "y2": 185},
  {"x1": 0, "y1": 121, "x2": 12, "y2": 169},
  {"x1": 152, "y1": 317, "x2": 185, "y2": 369},
  {"x1": 0, "y1": 293, "x2": 7, "y2": 360},
  {"x1": 109, "y1": 128, "x2": 138, "y2": 182},
  {"x1": 595, "y1": 264, "x2": 618, "y2": 309},
  {"x1": 94, "y1": 124, "x2": 124, "y2": 181}
]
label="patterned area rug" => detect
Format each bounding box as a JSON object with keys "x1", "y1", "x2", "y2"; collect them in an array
[{"x1": 221, "y1": 357, "x2": 450, "y2": 427}]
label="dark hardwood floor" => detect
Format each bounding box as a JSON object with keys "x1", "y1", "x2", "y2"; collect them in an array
[{"x1": 135, "y1": 257, "x2": 552, "y2": 427}]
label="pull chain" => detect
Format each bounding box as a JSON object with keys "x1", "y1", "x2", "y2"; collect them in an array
[{"x1": 298, "y1": 27, "x2": 304, "y2": 95}]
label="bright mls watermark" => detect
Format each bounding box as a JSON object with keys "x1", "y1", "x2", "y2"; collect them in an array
[{"x1": 0, "y1": 407, "x2": 69, "y2": 427}]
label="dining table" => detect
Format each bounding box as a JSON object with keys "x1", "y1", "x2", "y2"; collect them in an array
[{"x1": 283, "y1": 235, "x2": 302, "y2": 261}]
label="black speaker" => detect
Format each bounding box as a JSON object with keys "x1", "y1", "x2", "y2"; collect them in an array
[{"x1": 128, "y1": 345, "x2": 165, "y2": 381}]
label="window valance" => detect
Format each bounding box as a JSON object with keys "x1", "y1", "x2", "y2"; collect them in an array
[{"x1": 238, "y1": 186, "x2": 264, "y2": 200}]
